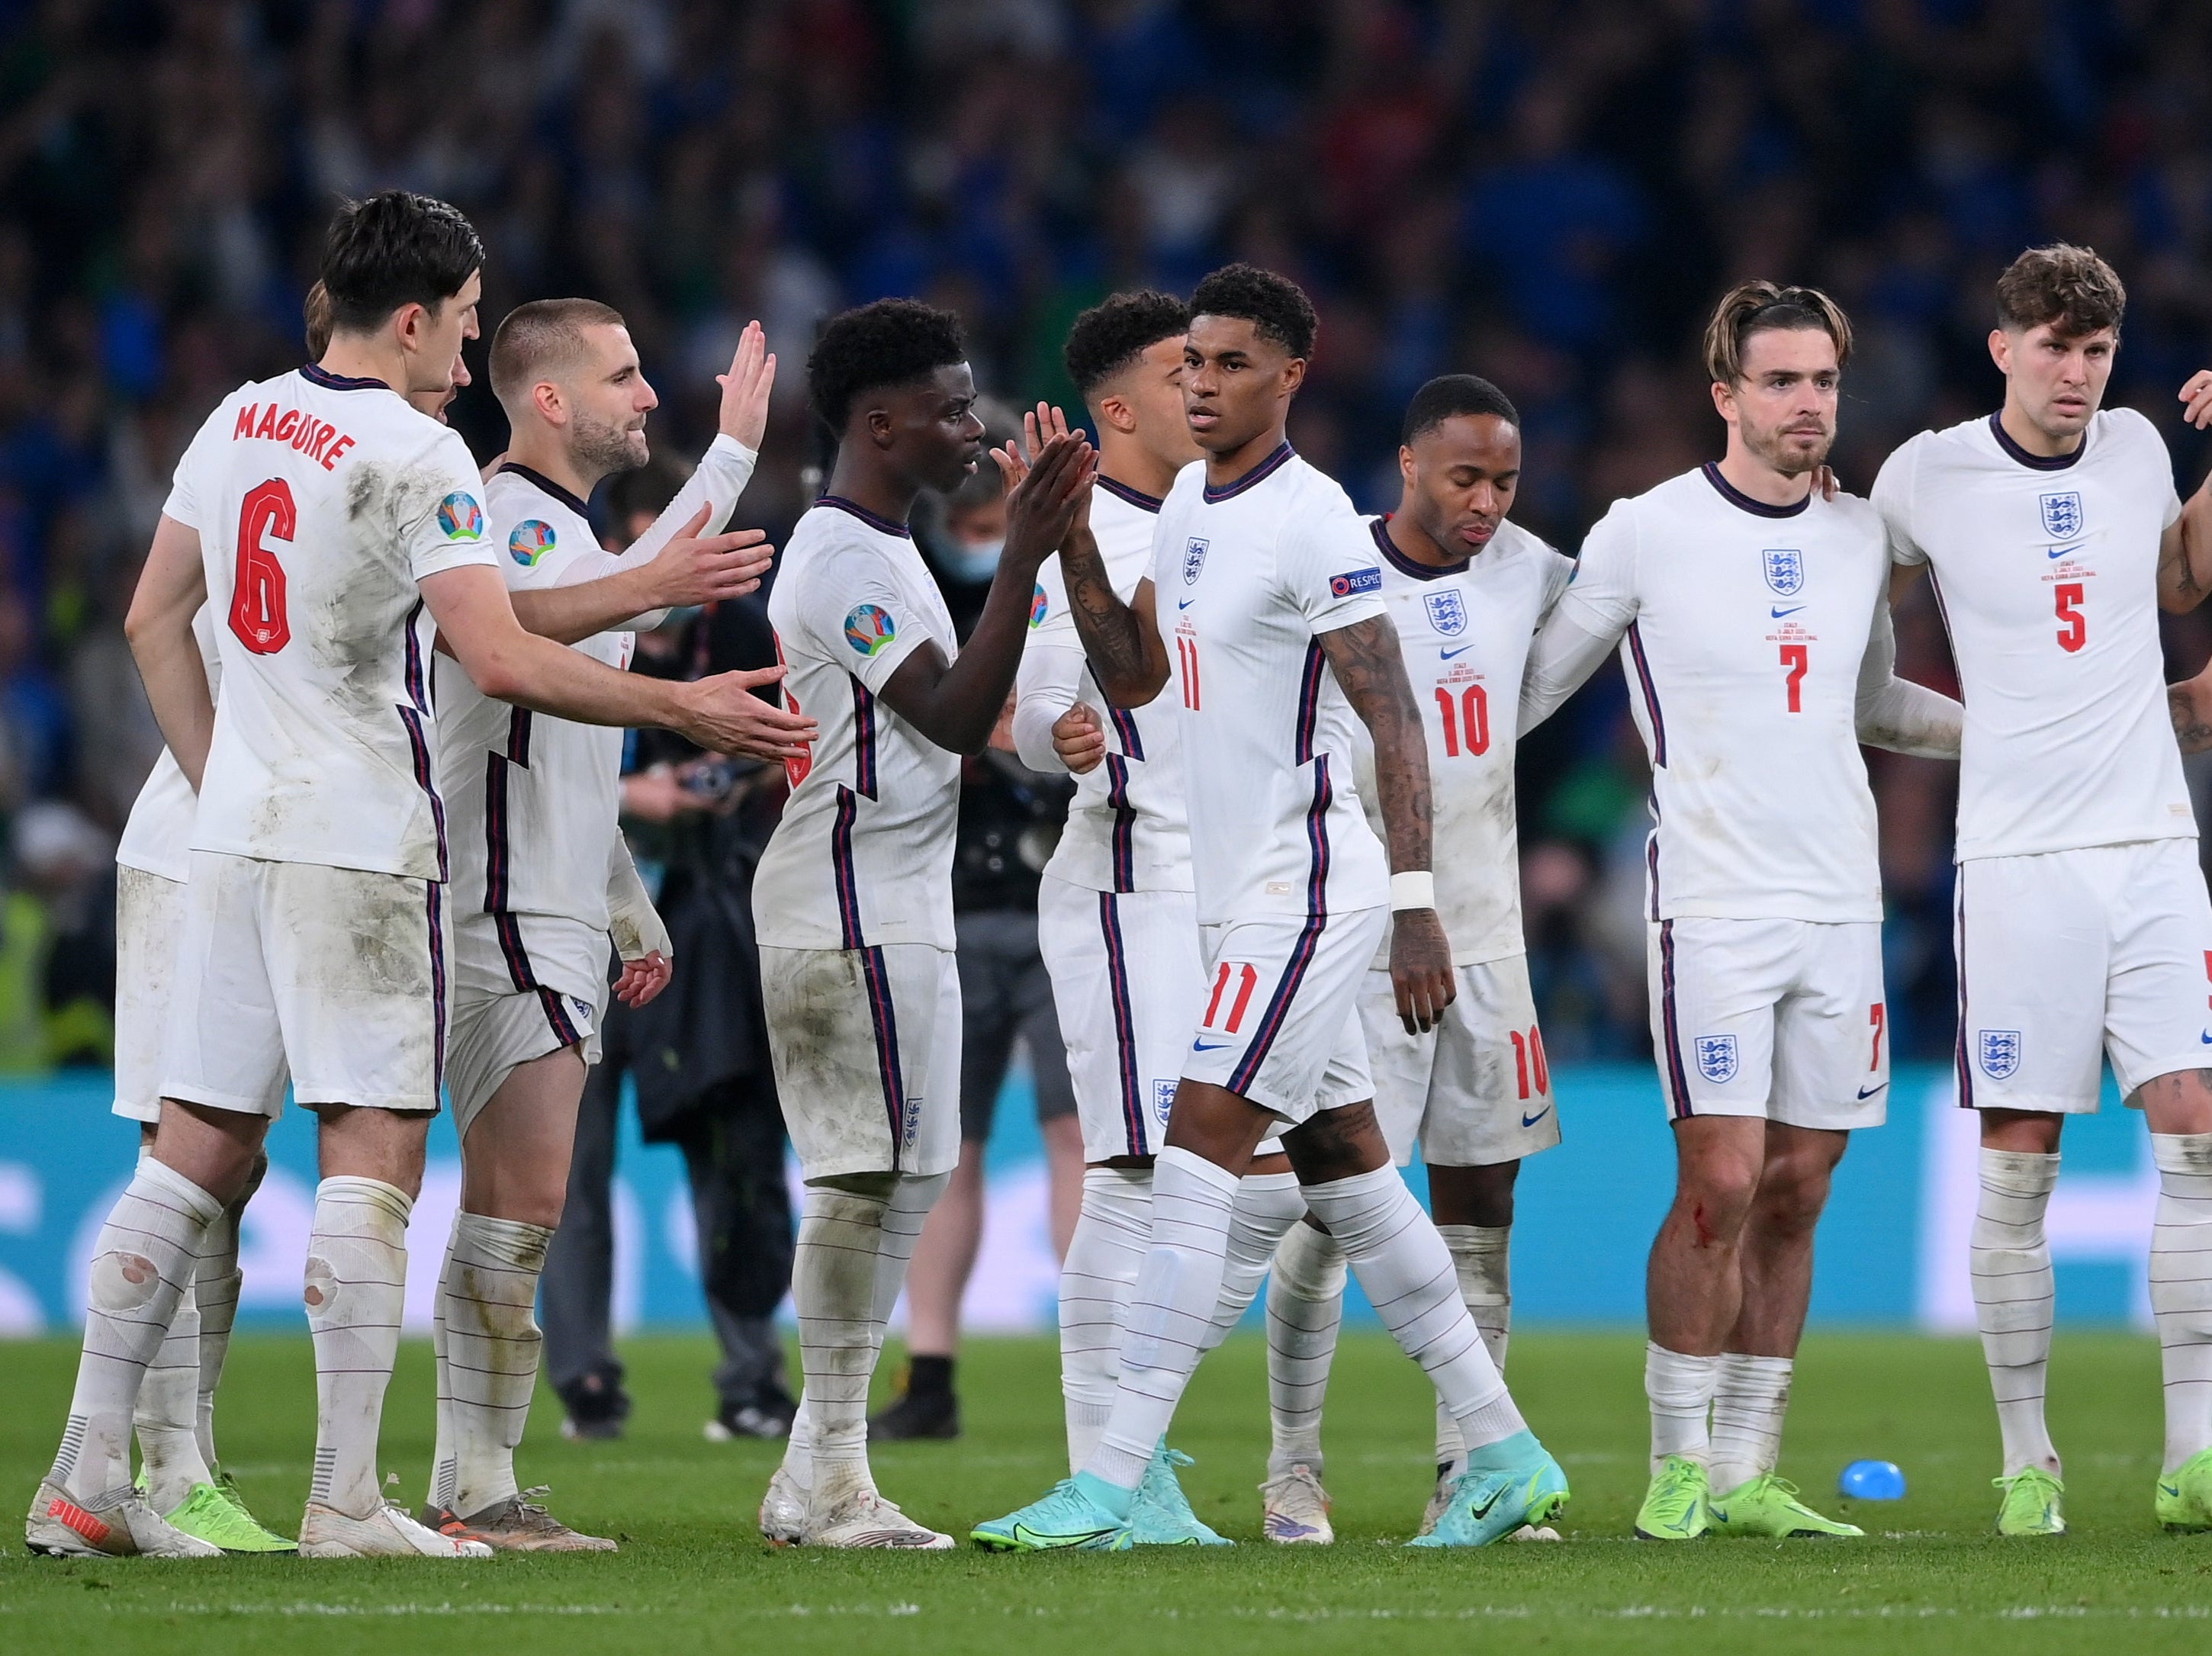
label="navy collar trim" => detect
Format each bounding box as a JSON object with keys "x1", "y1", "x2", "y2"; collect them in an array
[
  {"x1": 1988, "y1": 411, "x2": 2085, "y2": 471},
  {"x1": 1203, "y1": 440, "x2": 1294, "y2": 503},
  {"x1": 301, "y1": 362, "x2": 390, "y2": 393},
  {"x1": 1370, "y1": 514, "x2": 1468, "y2": 581},
  {"x1": 497, "y1": 461, "x2": 590, "y2": 518},
  {"x1": 1096, "y1": 474, "x2": 1164, "y2": 514},
  {"x1": 1700, "y1": 461, "x2": 1809, "y2": 519},
  {"x1": 816, "y1": 495, "x2": 912, "y2": 539}
]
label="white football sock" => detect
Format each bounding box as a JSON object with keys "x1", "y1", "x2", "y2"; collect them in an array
[
  {"x1": 429, "y1": 1211, "x2": 553, "y2": 1518},
  {"x1": 1301, "y1": 1165, "x2": 1524, "y2": 1451},
  {"x1": 304, "y1": 1176, "x2": 412, "y2": 1517},
  {"x1": 2152, "y1": 1133, "x2": 2212, "y2": 1474},
  {"x1": 1971, "y1": 1147, "x2": 2060, "y2": 1476},
  {"x1": 1432, "y1": 1223, "x2": 1513, "y2": 1471},
  {"x1": 1645, "y1": 1342, "x2": 1719, "y2": 1470},
  {"x1": 1709, "y1": 1352, "x2": 1794, "y2": 1494},
  {"x1": 54, "y1": 1159, "x2": 222, "y2": 1502},
  {"x1": 1087, "y1": 1147, "x2": 1239, "y2": 1490},
  {"x1": 1059, "y1": 1166, "x2": 1151, "y2": 1475},
  {"x1": 788, "y1": 1171, "x2": 945, "y2": 1497},
  {"x1": 1265, "y1": 1220, "x2": 1345, "y2": 1481},
  {"x1": 1210, "y1": 1170, "x2": 1305, "y2": 1349},
  {"x1": 192, "y1": 1197, "x2": 245, "y2": 1471},
  {"x1": 131, "y1": 1154, "x2": 214, "y2": 1513}
]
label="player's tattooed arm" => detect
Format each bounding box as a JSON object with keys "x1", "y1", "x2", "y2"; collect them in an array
[
  {"x1": 880, "y1": 432, "x2": 1095, "y2": 755},
  {"x1": 2169, "y1": 666, "x2": 2212, "y2": 754},
  {"x1": 1320, "y1": 613, "x2": 1455, "y2": 1034},
  {"x1": 126, "y1": 513, "x2": 217, "y2": 790}
]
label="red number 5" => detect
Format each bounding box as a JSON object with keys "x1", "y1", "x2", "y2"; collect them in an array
[
  {"x1": 230, "y1": 479, "x2": 294, "y2": 654},
  {"x1": 2054, "y1": 582, "x2": 2086, "y2": 654}
]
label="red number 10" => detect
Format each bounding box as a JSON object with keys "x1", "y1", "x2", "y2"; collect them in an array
[
  {"x1": 1434, "y1": 683, "x2": 1490, "y2": 757},
  {"x1": 230, "y1": 478, "x2": 294, "y2": 654},
  {"x1": 1508, "y1": 1025, "x2": 1550, "y2": 1099}
]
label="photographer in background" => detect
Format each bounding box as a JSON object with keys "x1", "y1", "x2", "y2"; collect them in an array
[
  {"x1": 867, "y1": 404, "x2": 1082, "y2": 1441},
  {"x1": 541, "y1": 461, "x2": 799, "y2": 1443}
]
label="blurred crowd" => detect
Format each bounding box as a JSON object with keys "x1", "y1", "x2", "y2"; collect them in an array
[{"x1": 7, "y1": 0, "x2": 2212, "y2": 1067}]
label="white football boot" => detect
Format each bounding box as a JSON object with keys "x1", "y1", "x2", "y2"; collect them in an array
[
  {"x1": 759, "y1": 1465, "x2": 809, "y2": 1546},
  {"x1": 25, "y1": 1480, "x2": 222, "y2": 1558},
  {"x1": 802, "y1": 1468, "x2": 952, "y2": 1550},
  {"x1": 299, "y1": 1498, "x2": 493, "y2": 1558},
  {"x1": 1260, "y1": 1464, "x2": 1335, "y2": 1545}
]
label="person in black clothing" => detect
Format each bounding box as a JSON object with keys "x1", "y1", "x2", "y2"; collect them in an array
[
  {"x1": 540, "y1": 461, "x2": 799, "y2": 1442},
  {"x1": 868, "y1": 404, "x2": 1082, "y2": 1440}
]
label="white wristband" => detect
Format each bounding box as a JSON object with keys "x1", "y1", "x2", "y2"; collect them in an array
[{"x1": 1390, "y1": 870, "x2": 1436, "y2": 912}]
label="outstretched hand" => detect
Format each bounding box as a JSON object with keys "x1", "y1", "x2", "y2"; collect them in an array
[
  {"x1": 995, "y1": 423, "x2": 1095, "y2": 570},
  {"x1": 675, "y1": 664, "x2": 816, "y2": 761},
  {"x1": 645, "y1": 503, "x2": 775, "y2": 608},
  {"x1": 2181, "y1": 369, "x2": 2212, "y2": 432},
  {"x1": 717, "y1": 320, "x2": 776, "y2": 451}
]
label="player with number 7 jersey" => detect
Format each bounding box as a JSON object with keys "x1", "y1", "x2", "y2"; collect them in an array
[{"x1": 1519, "y1": 282, "x2": 1960, "y2": 1545}]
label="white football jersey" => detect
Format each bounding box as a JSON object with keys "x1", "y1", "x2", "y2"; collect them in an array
[
  {"x1": 1555, "y1": 464, "x2": 1891, "y2": 923},
  {"x1": 1153, "y1": 444, "x2": 1391, "y2": 925},
  {"x1": 116, "y1": 605, "x2": 221, "y2": 883},
  {"x1": 166, "y1": 365, "x2": 497, "y2": 881},
  {"x1": 436, "y1": 439, "x2": 759, "y2": 934},
  {"x1": 754, "y1": 498, "x2": 963, "y2": 951},
  {"x1": 1026, "y1": 475, "x2": 1193, "y2": 893},
  {"x1": 1873, "y1": 410, "x2": 2191, "y2": 861},
  {"x1": 1352, "y1": 515, "x2": 1574, "y2": 964}
]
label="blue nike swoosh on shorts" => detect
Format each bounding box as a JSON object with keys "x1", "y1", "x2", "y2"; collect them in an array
[
  {"x1": 1520, "y1": 1105, "x2": 1551, "y2": 1128},
  {"x1": 1857, "y1": 1082, "x2": 1889, "y2": 1099},
  {"x1": 1192, "y1": 1040, "x2": 1233, "y2": 1051}
]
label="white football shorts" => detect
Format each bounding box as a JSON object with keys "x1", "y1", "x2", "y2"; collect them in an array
[
  {"x1": 761, "y1": 942, "x2": 962, "y2": 1180},
  {"x1": 1362, "y1": 952, "x2": 1561, "y2": 1168},
  {"x1": 445, "y1": 910, "x2": 609, "y2": 1138},
  {"x1": 1955, "y1": 838, "x2": 2212, "y2": 1112},
  {"x1": 1648, "y1": 915, "x2": 1889, "y2": 1130},
  {"x1": 161, "y1": 850, "x2": 450, "y2": 1117},
  {"x1": 1180, "y1": 905, "x2": 1386, "y2": 1127}
]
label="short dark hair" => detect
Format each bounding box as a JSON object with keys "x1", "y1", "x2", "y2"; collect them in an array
[
  {"x1": 1190, "y1": 263, "x2": 1317, "y2": 360},
  {"x1": 319, "y1": 191, "x2": 484, "y2": 336},
  {"x1": 1996, "y1": 243, "x2": 2125, "y2": 339},
  {"x1": 1403, "y1": 375, "x2": 1519, "y2": 445},
  {"x1": 490, "y1": 297, "x2": 628, "y2": 408},
  {"x1": 1702, "y1": 280, "x2": 1853, "y2": 385},
  {"x1": 808, "y1": 298, "x2": 968, "y2": 432},
  {"x1": 1064, "y1": 291, "x2": 1190, "y2": 400}
]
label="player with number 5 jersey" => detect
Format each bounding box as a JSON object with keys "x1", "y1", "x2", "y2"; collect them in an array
[
  {"x1": 1521, "y1": 282, "x2": 1960, "y2": 1547},
  {"x1": 1876, "y1": 244, "x2": 2212, "y2": 1539}
]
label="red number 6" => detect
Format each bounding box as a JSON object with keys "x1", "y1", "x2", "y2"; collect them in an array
[{"x1": 230, "y1": 479, "x2": 294, "y2": 654}]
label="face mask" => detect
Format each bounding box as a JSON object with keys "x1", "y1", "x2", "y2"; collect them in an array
[{"x1": 945, "y1": 539, "x2": 1004, "y2": 582}]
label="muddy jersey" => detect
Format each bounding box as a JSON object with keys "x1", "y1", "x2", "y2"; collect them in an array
[
  {"x1": 1353, "y1": 515, "x2": 1573, "y2": 964},
  {"x1": 1873, "y1": 409, "x2": 2190, "y2": 862},
  {"x1": 165, "y1": 366, "x2": 497, "y2": 880},
  {"x1": 753, "y1": 497, "x2": 963, "y2": 950}
]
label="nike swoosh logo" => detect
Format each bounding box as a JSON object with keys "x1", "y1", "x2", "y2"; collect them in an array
[
  {"x1": 1857, "y1": 1082, "x2": 1889, "y2": 1100},
  {"x1": 1770, "y1": 605, "x2": 1805, "y2": 618},
  {"x1": 1520, "y1": 1105, "x2": 1551, "y2": 1128},
  {"x1": 1440, "y1": 645, "x2": 1472, "y2": 659},
  {"x1": 1467, "y1": 1486, "x2": 1503, "y2": 1520},
  {"x1": 1178, "y1": 598, "x2": 1195, "y2": 609},
  {"x1": 1192, "y1": 1040, "x2": 1233, "y2": 1051},
  {"x1": 2199, "y1": 1031, "x2": 2212, "y2": 1044},
  {"x1": 2049, "y1": 544, "x2": 2082, "y2": 560}
]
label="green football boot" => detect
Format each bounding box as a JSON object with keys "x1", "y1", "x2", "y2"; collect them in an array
[
  {"x1": 163, "y1": 1478, "x2": 298, "y2": 1553},
  {"x1": 972, "y1": 1476, "x2": 1133, "y2": 1553},
  {"x1": 1709, "y1": 1473, "x2": 1862, "y2": 1539},
  {"x1": 1994, "y1": 1468, "x2": 2066, "y2": 1536},
  {"x1": 1633, "y1": 1454, "x2": 1712, "y2": 1541},
  {"x1": 2156, "y1": 1449, "x2": 2212, "y2": 1532},
  {"x1": 1129, "y1": 1444, "x2": 1230, "y2": 1545}
]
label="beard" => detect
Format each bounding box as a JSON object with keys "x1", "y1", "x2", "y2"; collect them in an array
[
  {"x1": 572, "y1": 407, "x2": 647, "y2": 478},
  {"x1": 1743, "y1": 417, "x2": 1832, "y2": 478}
]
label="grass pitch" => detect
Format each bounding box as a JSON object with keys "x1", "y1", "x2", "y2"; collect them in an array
[{"x1": 2, "y1": 1330, "x2": 2209, "y2": 1654}]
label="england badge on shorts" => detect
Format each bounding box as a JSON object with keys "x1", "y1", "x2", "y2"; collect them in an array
[
  {"x1": 1978, "y1": 1029, "x2": 2022, "y2": 1080},
  {"x1": 1423, "y1": 588, "x2": 1468, "y2": 636},
  {"x1": 2040, "y1": 492, "x2": 2084, "y2": 540},
  {"x1": 1761, "y1": 548, "x2": 1804, "y2": 596},
  {"x1": 1695, "y1": 1034, "x2": 1738, "y2": 1084},
  {"x1": 1152, "y1": 1079, "x2": 1178, "y2": 1126}
]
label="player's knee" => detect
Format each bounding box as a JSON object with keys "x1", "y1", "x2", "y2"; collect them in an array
[
  {"x1": 813, "y1": 1169, "x2": 899, "y2": 1202},
  {"x1": 1751, "y1": 1159, "x2": 1834, "y2": 1233},
  {"x1": 1673, "y1": 1164, "x2": 1760, "y2": 1237},
  {"x1": 88, "y1": 1250, "x2": 161, "y2": 1313}
]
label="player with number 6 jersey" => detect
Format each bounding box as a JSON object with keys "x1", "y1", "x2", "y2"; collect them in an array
[
  {"x1": 1522, "y1": 282, "x2": 1960, "y2": 1546},
  {"x1": 1876, "y1": 243, "x2": 2212, "y2": 1538}
]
